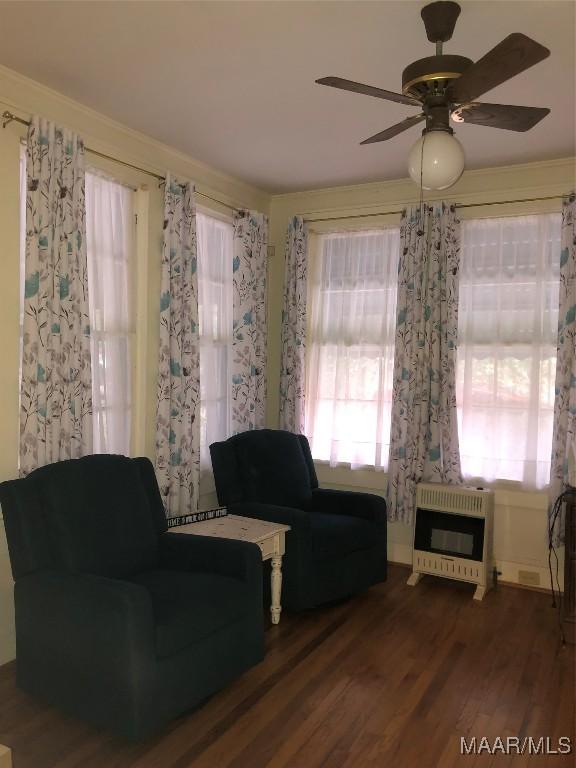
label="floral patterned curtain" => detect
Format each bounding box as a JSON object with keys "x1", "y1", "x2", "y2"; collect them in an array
[
  {"x1": 155, "y1": 175, "x2": 200, "y2": 517},
  {"x1": 387, "y1": 202, "x2": 462, "y2": 524},
  {"x1": 549, "y1": 193, "x2": 576, "y2": 541},
  {"x1": 232, "y1": 210, "x2": 268, "y2": 433},
  {"x1": 20, "y1": 116, "x2": 92, "y2": 475},
  {"x1": 279, "y1": 216, "x2": 308, "y2": 433}
]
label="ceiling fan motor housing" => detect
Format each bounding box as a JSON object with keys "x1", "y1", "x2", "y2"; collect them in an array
[{"x1": 402, "y1": 55, "x2": 472, "y2": 100}]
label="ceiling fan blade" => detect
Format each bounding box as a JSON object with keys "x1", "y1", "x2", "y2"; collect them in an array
[
  {"x1": 452, "y1": 102, "x2": 550, "y2": 131},
  {"x1": 316, "y1": 77, "x2": 420, "y2": 106},
  {"x1": 360, "y1": 113, "x2": 425, "y2": 144},
  {"x1": 448, "y1": 33, "x2": 550, "y2": 103}
]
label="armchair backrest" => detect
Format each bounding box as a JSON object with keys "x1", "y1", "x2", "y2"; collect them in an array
[
  {"x1": 210, "y1": 429, "x2": 318, "y2": 509},
  {"x1": 0, "y1": 455, "x2": 167, "y2": 580}
]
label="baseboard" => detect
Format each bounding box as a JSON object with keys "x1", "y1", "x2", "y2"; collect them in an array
[
  {"x1": 496, "y1": 578, "x2": 555, "y2": 595},
  {"x1": 0, "y1": 630, "x2": 15, "y2": 667},
  {"x1": 387, "y1": 542, "x2": 412, "y2": 566},
  {"x1": 390, "y1": 557, "x2": 562, "y2": 595},
  {"x1": 496, "y1": 559, "x2": 564, "y2": 592}
]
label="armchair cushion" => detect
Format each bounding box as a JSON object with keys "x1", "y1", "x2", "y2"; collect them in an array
[
  {"x1": 129, "y1": 570, "x2": 252, "y2": 658},
  {"x1": 236, "y1": 430, "x2": 312, "y2": 507},
  {"x1": 310, "y1": 512, "x2": 376, "y2": 557},
  {"x1": 35, "y1": 454, "x2": 158, "y2": 578},
  {"x1": 214, "y1": 430, "x2": 315, "y2": 509},
  {"x1": 310, "y1": 488, "x2": 387, "y2": 524}
]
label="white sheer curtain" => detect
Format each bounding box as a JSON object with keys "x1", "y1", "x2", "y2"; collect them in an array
[
  {"x1": 197, "y1": 211, "x2": 233, "y2": 495},
  {"x1": 457, "y1": 213, "x2": 562, "y2": 488},
  {"x1": 19, "y1": 145, "x2": 26, "y2": 386},
  {"x1": 85, "y1": 171, "x2": 134, "y2": 455},
  {"x1": 306, "y1": 228, "x2": 400, "y2": 469}
]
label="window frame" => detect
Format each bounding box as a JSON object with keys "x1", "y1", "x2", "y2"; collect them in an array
[
  {"x1": 85, "y1": 167, "x2": 138, "y2": 456},
  {"x1": 305, "y1": 222, "x2": 401, "y2": 471},
  {"x1": 456, "y1": 210, "x2": 562, "y2": 490},
  {"x1": 196, "y1": 206, "x2": 234, "y2": 500}
]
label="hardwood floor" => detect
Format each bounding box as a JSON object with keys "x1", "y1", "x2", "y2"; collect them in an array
[{"x1": 0, "y1": 565, "x2": 574, "y2": 768}]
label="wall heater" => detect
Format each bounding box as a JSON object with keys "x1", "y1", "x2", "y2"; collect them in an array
[{"x1": 407, "y1": 482, "x2": 494, "y2": 600}]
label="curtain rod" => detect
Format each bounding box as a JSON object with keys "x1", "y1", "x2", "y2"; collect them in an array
[
  {"x1": 303, "y1": 194, "x2": 567, "y2": 223},
  {"x1": 2, "y1": 110, "x2": 238, "y2": 213},
  {"x1": 4, "y1": 110, "x2": 567, "y2": 221}
]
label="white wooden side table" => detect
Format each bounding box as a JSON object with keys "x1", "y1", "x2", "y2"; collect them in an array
[{"x1": 170, "y1": 515, "x2": 291, "y2": 625}]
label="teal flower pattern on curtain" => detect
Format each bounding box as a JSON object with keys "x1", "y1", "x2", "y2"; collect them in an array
[
  {"x1": 279, "y1": 216, "x2": 308, "y2": 433},
  {"x1": 232, "y1": 210, "x2": 268, "y2": 432},
  {"x1": 387, "y1": 202, "x2": 462, "y2": 524},
  {"x1": 549, "y1": 193, "x2": 576, "y2": 542},
  {"x1": 20, "y1": 116, "x2": 92, "y2": 475},
  {"x1": 155, "y1": 175, "x2": 200, "y2": 517}
]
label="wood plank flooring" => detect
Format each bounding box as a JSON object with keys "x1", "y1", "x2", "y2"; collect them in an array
[{"x1": 0, "y1": 565, "x2": 574, "y2": 768}]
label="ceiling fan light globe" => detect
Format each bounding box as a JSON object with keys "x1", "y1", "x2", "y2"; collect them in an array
[{"x1": 408, "y1": 131, "x2": 465, "y2": 190}]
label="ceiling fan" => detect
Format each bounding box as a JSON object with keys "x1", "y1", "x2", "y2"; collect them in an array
[{"x1": 315, "y1": 1, "x2": 551, "y2": 190}]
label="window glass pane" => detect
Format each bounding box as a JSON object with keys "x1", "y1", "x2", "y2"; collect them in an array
[
  {"x1": 85, "y1": 171, "x2": 134, "y2": 455},
  {"x1": 197, "y1": 212, "x2": 233, "y2": 488},
  {"x1": 457, "y1": 213, "x2": 561, "y2": 487},
  {"x1": 19, "y1": 145, "x2": 26, "y2": 407},
  {"x1": 306, "y1": 228, "x2": 399, "y2": 469}
]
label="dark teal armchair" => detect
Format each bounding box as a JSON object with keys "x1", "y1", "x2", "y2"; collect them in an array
[
  {"x1": 210, "y1": 429, "x2": 387, "y2": 611},
  {"x1": 0, "y1": 454, "x2": 264, "y2": 740}
]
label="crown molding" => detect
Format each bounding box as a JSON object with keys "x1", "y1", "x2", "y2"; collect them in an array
[
  {"x1": 0, "y1": 64, "x2": 270, "y2": 212},
  {"x1": 270, "y1": 156, "x2": 576, "y2": 207}
]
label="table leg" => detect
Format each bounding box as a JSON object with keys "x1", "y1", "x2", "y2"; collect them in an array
[{"x1": 270, "y1": 555, "x2": 283, "y2": 625}]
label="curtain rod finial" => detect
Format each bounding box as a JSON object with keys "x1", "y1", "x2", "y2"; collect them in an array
[{"x1": 2, "y1": 111, "x2": 15, "y2": 129}]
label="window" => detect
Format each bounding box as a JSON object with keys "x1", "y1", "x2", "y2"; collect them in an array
[
  {"x1": 306, "y1": 228, "x2": 400, "y2": 469},
  {"x1": 196, "y1": 211, "x2": 233, "y2": 488},
  {"x1": 85, "y1": 172, "x2": 135, "y2": 454},
  {"x1": 19, "y1": 154, "x2": 135, "y2": 456},
  {"x1": 457, "y1": 213, "x2": 562, "y2": 488}
]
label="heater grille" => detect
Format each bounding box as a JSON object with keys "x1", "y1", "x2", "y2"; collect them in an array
[
  {"x1": 414, "y1": 552, "x2": 482, "y2": 582},
  {"x1": 416, "y1": 482, "x2": 493, "y2": 518}
]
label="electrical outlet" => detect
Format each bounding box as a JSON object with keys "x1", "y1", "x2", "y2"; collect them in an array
[{"x1": 518, "y1": 570, "x2": 541, "y2": 587}]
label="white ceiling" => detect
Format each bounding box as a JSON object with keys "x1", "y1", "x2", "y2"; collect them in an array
[{"x1": 0, "y1": 1, "x2": 573, "y2": 193}]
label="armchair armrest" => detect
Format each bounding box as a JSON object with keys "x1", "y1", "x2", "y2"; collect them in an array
[
  {"x1": 159, "y1": 532, "x2": 261, "y2": 586},
  {"x1": 229, "y1": 502, "x2": 311, "y2": 531},
  {"x1": 310, "y1": 488, "x2": 387, "y2": 524},
  {"x1": 15, "y1": 570, "x2": 155, "y2": 665}
]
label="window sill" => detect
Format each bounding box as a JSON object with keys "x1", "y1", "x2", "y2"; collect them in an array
[
  {"x1": 313, "y1": 459, "x2": 549, "y2": 490},
  {"x1": 313, "y1": 461, "x2": 550, "y2": 508},
  {"x1": 312, "y1": 458, "x2": 386, "y2": 473}
]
